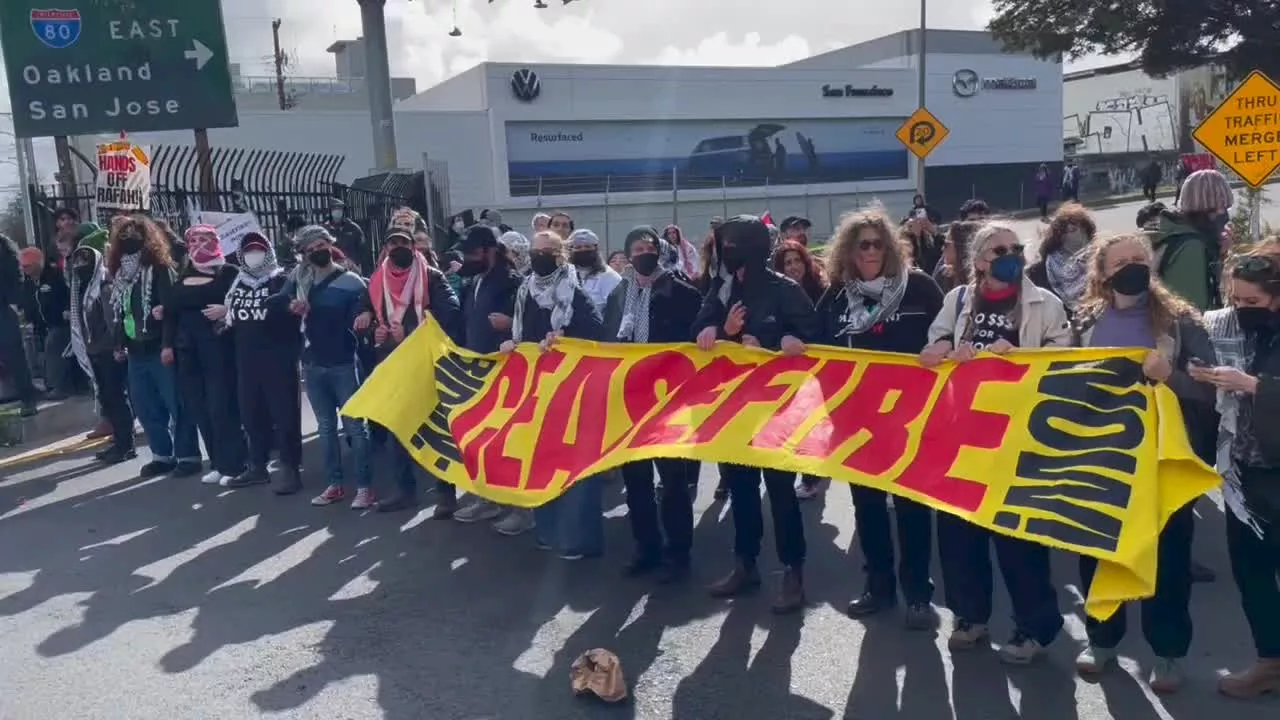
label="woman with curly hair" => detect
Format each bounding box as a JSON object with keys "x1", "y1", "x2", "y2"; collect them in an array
[
  {"x1": 1069, "y1": 232, "x2": 1215, "y2": 692},
  {"x1": 1027, "y1": 202, "x2": 1097, "y2": 317},
  {"x1": 816, "y1": 207, "x2": 944, "y2": 628},
  {"x1": 772, "y1": 240, "x2": 826, "y2": 305},
  {"x1": 108, "y1": 214, "x2": 201, "y2": 479},
  {"x1": 922, "y1": 221, "x2": 1071, "y2": 664}
]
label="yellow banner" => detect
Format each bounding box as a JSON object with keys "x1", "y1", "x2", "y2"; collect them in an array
[{"x1": 343, "y1": 317, "x2": 1220, "y2": 619}]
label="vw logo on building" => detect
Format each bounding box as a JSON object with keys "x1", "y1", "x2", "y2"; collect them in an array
[
  {"x1": 952, "y1": 69, "x2": 980, "y2": 97},
  {"x1": 511, "y1": 68, "x2": 541, "y2": 102}
]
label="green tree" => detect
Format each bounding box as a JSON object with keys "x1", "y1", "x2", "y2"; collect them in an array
[
  {"x1": 0, "y1": 194, "x2": 28, "y2": 247},
  {"x1": 988, "y1": 0, "x2": 1280, "y2": 81}
]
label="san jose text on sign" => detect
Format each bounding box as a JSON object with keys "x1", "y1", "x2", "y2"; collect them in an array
[
  {"x1": 0, "y1": 0, "x2": 238, "y2": 138},
  {"x1": 1192, "y1": 70, "x2": 1280, "y2": 188}
]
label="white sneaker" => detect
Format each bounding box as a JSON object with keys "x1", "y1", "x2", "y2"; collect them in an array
[
  {"x1": 201, "y1": 469, "x2": 222, "y2": 485},
  {"x1": 217, "y1": 475, "x2": 236, "y2": 487}
]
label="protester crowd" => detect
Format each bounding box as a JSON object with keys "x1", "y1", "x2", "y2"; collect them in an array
[{"x1": 2, "y1": 167, "x2": 1279, "y2": 700}]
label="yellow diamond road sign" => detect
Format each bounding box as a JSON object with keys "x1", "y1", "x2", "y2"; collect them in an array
[
  {"x1": 896, "y1": 107, "x2": 950, "y2": 160},
  {"x1": 1191, "y1": 70, "x2": 1280, "y2": 188}
]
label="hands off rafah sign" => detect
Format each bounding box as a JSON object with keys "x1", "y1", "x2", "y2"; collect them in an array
[{"x1": 94, "y1": 141, "x2": 151, "y2": 212}]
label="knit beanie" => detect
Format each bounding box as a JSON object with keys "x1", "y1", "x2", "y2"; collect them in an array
[{"x1": 1179, "y1": 169, "x2": 1233, "y2": 213}]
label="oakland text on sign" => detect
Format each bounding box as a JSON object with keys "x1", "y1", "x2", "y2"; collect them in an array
[
  {"x1": 0, "y1": 0, "x2": 238, "y2": 138},
  {"x1": 895, "y1": 107, "x2": 950, "y2": 160},
  {"x1": 1191, "y1": 70, "x2": 1280, "y2": 188}
]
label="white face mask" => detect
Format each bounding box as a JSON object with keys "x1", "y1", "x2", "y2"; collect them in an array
[
  {"x1": 330, "y1": 209, "x2": 343, "y2": 221},
  {"x1": 243, "y1": 250, "x2": 267, "y2": 269}
]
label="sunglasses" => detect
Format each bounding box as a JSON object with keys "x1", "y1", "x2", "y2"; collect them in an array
[
  {"x1": 989, "y1": 244, "x2": 1025, "y2": 257},
  {"x1": 1235, "y1": 256, "x2": 1277, "y2": 274},
  {"x1": 857, "y1": 240, "x2": 883, "y2": 251}
]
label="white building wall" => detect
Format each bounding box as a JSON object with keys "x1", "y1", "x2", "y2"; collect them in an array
[{"x1": 1063, "y1": 69, "x2": 1180, "y2": 154}]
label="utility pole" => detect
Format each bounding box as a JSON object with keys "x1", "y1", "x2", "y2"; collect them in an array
[
  {"x1": 271, "y1": 19, "x2": 289, "y2": 111},
  {"x1": 916, "y1": 0, "x2": 927, "y2": 198},
  {"x1": 357, "y1": 0, "x2": 399, "y2": 171}
]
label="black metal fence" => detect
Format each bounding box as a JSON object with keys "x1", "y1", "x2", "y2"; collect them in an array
[{"x1": 26, "y1": 144, "x2": 416, "y2": 272}]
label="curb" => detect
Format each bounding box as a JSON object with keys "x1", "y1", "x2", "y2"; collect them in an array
[{"x1": 0, "y1": 395, "x2": 100, "y2": 461}]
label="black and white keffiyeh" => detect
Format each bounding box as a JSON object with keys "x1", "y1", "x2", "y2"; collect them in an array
[
  {"x1": 1044, "y1": 247, "x2": 1089, "y2": 311},
  {"x1": 616, "y1": 266, "x2": 666, "y2": 343},
  {"x1": 513, "y1": 263, "x2": 579, "y2": 343},
  {"x1": 836, "y1": 267, "x2": 909, "y2": 337},
  {"x1": 110, "y1": 253, "x2": 155, "y2": 332},
  {"x1": 223, "y1": 241, "x2": 282, "y2": 327},
  {"x1": 67, "y1": 248, "x2": 106, "y2": 408},
  {"x1": 1204, "y1": 307, "x2": 1263, "y2": 537}
]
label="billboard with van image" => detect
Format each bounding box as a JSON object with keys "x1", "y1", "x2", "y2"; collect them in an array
[{"x1": 505, "y1": 117, "x2": 909, "y2": 196}]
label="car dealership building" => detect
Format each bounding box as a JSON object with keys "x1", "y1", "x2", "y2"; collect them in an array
[{"x1": 94, "y1": 29, "x2": 1062, "y2": 247}]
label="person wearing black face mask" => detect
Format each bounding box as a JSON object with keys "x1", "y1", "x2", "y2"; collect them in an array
[
  {"x1": 602, "y1": 226, "x2": 703, "y2": 584},
  {"x1": 693, "y1": 214, "x2": 819, "y2": 614},
  {"x1": 443, "y1": 224, "x2": 523, "y2": 521},
  {"x1": 1069, "y1": 233, "x2": 1214, "y2": 692},
  {"x1": 1195, "y1": 253, "x2": 1280, "y2": 698},
  {"x1": 70, "y1": 241, "x2": 136, "y2": 463},
  {"x1": 567, "y1": 229, "x2": 621, "y2": 317},
  {"x1": 355, "y1": 231, "x2": 461, "y2": 513}
]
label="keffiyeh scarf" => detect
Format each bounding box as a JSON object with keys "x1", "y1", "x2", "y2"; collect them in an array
[
  {"x1": 110, "y1": 253, "x2": 155, "y2": 333},
  {"x1": 513, "y1": 263, "x2": 579, "y2": 343},
  {"x1": 223, "y1": 242, "x2": 283, "y2": 327},
  {"x1": 1204, "y1": 307, "x2": 1263, "y2": 537},
  {"x1": 836, "y1": 267, "x2": 909, "y2": 337},
  {"x1": 67, "y1": 248, "x2": 106, "y2": 408},
  {"x1": 617, "y1": 266, "x2": 666, "y2": 343},
  {"x1": 1044, "y1": 248, "x2": 1089, "y2": 311}
]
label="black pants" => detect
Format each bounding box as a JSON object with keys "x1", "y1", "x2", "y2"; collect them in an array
[
  {"x1": 1037, "y1": 197, "x2": 1049, "y2": 219},
  {"x1": 724, "y1": 463, "x2": 805, "y2": 567},
  {"x1": 176, "y1": 336, "x2": 245, "y2": 475},
  {"x1": 852, "y1": 487, "x2": 934, "y2": 604},
  {"x1": 622, "y1": 458, "x2": 696, "y2": 563},
  {"x1": 1079, "y1": 502, "x2": 1194, "y2": 657},
  {"x1": 1226, "y1": 468, "x2": 1280, "y2": 658},
  {"x1": 237, "y1": 347, "x2": 302, "y2": 470},
  {"x1": 89, "y1": 352, "x2": 133, "y2": 451},
  {"x1": 1143, "y1": 184, "x2": 1158, "y2": 202},
  {"x1": 0, "y1": 305, "x2": 38, "y2": 405},
  {"x1": 937, "y1": 512, "x2": 1063, "y2": 645}
]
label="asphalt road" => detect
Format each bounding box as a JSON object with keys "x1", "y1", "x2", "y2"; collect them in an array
[{"x1": 2, "y1": 194, "x2": 1278, "y2": 720}]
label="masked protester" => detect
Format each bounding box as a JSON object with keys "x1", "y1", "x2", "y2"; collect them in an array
[
  {"x1": 163, "y1": 225, "x2": 246, "y2": 486},
  {"x1": 220, "y1": 232, "x2": 303, "y2": 490},
  {"x1": 269, "y1": 225, "x2": 372, "y2": 500},
  {"x1": 450, "y1": 225, "x2": 524, "y2": 523},
  {"x1": 567, "y1": 229, "x2": 621, "y2": 315},
  {"x1": 1067, "y1": 233, "x2": 1214, "y2": 692},
  {"x1": 661, "y1": 224, "x2": 701, "y2": 279},
  {"x1": 360, "y1": 231, "x2": 462, "y2": 513},
  {"x1": 1157, "y1": 169, "x2": 1233, "y2": 311},
  {"x1": 498, "y1": 230, "x2": 604, "y2": 558},
  {"x1": 1196, "y1": 253, "x2": 1280, "y2": 698},
  {"x1": 694, "y1": 215, "x2": 818, "y2": 613},
  {"x1": 109, "y1": 215, "x2": 200, "y2": 478},
  {"x1": 603, "y1": 226, "x2": 702, "y2": 583},
  {"x1": 70, "y1": 237, "x2": 135, "y2": 462},
  {"x1": 922, "y1": 222, "x2": 1071, "y2": 664},
  {"x1": 1027, "y1": 203, "x2": 1097, "y2": 318},
  {"x1": 817, "y1": 208, "x2": 944, "y2": 629},
  {"x1": 325, "y1": 198, "x2": 366, "y2": 272},
  {"x1": 0, "y1": 234, "x2": 39, "y2": 415}
]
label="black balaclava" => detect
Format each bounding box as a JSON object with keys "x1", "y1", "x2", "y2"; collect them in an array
[{"x1": 715, "y1": 215, "x2": 771, "y2": 275}]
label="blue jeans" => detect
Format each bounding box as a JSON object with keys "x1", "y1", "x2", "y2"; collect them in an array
[
  {"x1": 534, "y1": 476, "x2": 605, "y2": 557},
  {"x1": 128, "y1": 351, "x2": 200, "y2": 463},
  {"x1": 303, "y1": 362, "x2": 370, "y2": 489}
]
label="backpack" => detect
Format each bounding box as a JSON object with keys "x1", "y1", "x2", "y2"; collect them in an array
[{"x1": 1156, "y1": 232, "x2": 1222, "y2": 309}]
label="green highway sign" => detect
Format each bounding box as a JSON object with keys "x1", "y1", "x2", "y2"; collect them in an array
[{"x1": 0, "y1": 0, "x2": 239, "y2": 138}]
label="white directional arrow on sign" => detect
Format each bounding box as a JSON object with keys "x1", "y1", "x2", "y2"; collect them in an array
[{"x1": 184, "y1": 39, "x2": 214, "y2": 70}]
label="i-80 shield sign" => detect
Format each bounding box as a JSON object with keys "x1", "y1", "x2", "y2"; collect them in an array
[{"x1": 30, "y1": 8, "x2": 81, "y2": 49}]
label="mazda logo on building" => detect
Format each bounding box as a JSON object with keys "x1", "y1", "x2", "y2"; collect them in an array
[
  {"x1": 952, "y1": 69, "x2": 980, "y2": 97},
  {"x1": 511, "y1": 68, "x2": 541, "y2": 102}
]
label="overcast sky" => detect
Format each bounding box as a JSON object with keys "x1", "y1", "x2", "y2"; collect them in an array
[{"x1": 0, "y1": 0, "x2": 1120, "y2": 202}]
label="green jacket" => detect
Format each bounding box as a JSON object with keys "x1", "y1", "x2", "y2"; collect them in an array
[{"x1": 1153, "y1": 215, "x2": 1216, "y2": 311}]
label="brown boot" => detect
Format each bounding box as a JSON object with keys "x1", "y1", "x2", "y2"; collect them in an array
[
  {"x1": 771, "y1": 565, "x2": 806, "y2": 614},
  {"x1": 86, "y1": 420, "x2": 112, "y2": 440},
  {"x1": 1219, "y1": 659, "x2": 1280, "y2": 699},
  {"x1": 707, "y1": 559, "x2": 761, "y2": 598}
]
